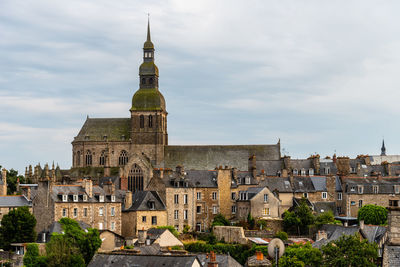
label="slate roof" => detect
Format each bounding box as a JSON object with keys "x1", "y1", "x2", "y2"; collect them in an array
[
  {"x1": 384, "y1": 246, "x2": 400, "y2": 266},
  {"x1": 361, "y1": 225, "x2": 387, "y2": 244},
  {"x1": 313, "y1": 202, "x2": 337, "y2": 215},
  {"x1": 38, "y1": 220, "x2": 90, "y2": 243},
  {"x1": 88, "y1": 253, "x2": 201, "y2": 267},
  {"x1": 343, "y1": 177, "x2": 400, "y2": 194},
  {"x1": 164, "y1": 170, "x2": 218, "y2": 188},
  {"x1": 124, "y1": 191, "x2": 165, "y2": 212},
  {"x1": 164, "y1": 144, "x2": 281, "y2": 171},
  {"x1": 238, "y1": 187, "x2": 264, "y2": 201},
  {"x1": 312, "y1": 225, "x2": 360, "y2": 249},
  {"x1": 0, "y1": 195, "x2": 31, "y2": 207},
  {"x1": 310, "y1": 176, "x2": 327, "y2": 191},
  {"x1": 256, "y1": 160, "x2": 283, "y2": 176},
  {"x1": 290, "y1": 159, "x2": 313, "y2": 170},
  {"x1": 293, "y1": 176, "x2": 316, "y2": 192},
  {"x1": 99, "y1": 176, "x2": 120, "y2": 190},
  {"x1": 73, "y1": 118, "x2": 131, "y2": 142},
  {"x1": 335, "y1": 176, "x2": 342, "y2": 192},
  {"x1": 196, "y1": 253, "x2": 242, "y2": 267},
  {"x1": 259, "y1": 177, "x2": 292, "y2": 193},
  {"x1": 51, "y1": 185, "x2": 125, "y2": 203}
]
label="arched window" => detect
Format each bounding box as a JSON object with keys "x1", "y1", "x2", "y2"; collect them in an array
[
  {"x1": 119, "y1": 150, "x2": 128, "y2": 166},
  {"x1": 128, "y1": 164, "x2": 143, "y2": 192},
  {"x1": 85, "y1": 150, "x2": 92, "y2": 166},
  {"x1": 149, "y1": 78, "x2": 153, "y2": 84},
  {"x1": 99, "y1": 150, "x2": 106, "y2": 166},
  {"x1": 149, "y1": 115, "x2": 153, "y2": 128},
  {"x1": 141, "y1": 78, "x2": 146, "y2": 85},
  {"x1": 140, "y1": 115, "x2": 144, "y2": 128},
  {"x1": 76, "y1": 151, "x2": 81, "y2": 166}
]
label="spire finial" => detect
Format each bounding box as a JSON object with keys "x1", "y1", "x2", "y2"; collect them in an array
[
  {"x1": 147, "y1": 14, "x2": 151, "y2": 42},
  {"x1": 381, "y1": 138, "x2": 386, "y2": 156}
]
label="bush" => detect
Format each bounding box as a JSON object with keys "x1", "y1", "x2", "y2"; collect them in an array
[
  {"x1": 212, "y1": 214, "x2": 230, "y2": 227},
  {"x1": 156, "y1": 226, "x2": 179, "y2": 237},
  {"x1": 358, "y1": 205, "x2": 388, "y2": 225},
  {"x1": 274, "y1": 231, "x2": 288, "y2": 241}
]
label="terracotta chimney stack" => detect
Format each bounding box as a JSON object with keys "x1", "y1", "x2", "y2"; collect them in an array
[
  {"x1": 208, "y1": 251, "x2": 218, "y2": 267},
  {"x1": 256, "y1": 250, "x2": 264, "y2": 261}
]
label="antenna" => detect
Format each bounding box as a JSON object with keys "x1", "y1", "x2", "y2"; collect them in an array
[{"x1": 268, "y1": 238, "x2": 285, "y2": 266}]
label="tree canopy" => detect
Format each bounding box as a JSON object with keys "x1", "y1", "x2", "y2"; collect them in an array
[
  {"x1": 212, "y1": 213, "x2": 230, "y2": 227},
  {"x1": 283, "y1": 199, "x2": 314, "y2": 235},
  {"x1": 315, "y1": 211, "x2": 340, "y2": 228},
  {"x1": 278, "y1": 242, "x2": 322, "y2": 267},
  {"x1": 321, "y1": 234, "x2": 378, "y2": 267},
  {"x1": 0, "y1": 206, "x2": 36, "y2": 250},
  {"x1": 357, "y1": 204, "x2": 388, "y2": 225}
]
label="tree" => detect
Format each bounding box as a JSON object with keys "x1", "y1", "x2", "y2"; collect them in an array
[
  {"x1": 321, "y1": 234, "x2": 378, "y2": 267},
  {"x1": 23, "y1": 243, "x2": 47, "y2": 267},
  {"x1": 247, "y1": 213, "x2": 256, "y2": 230},
  {"x1": 278, "y1": 242, "x2": 322, "y2": 267},
  {"x1": 211, "y1": 214, "x2": 230, "y2": 227},
  {"x1": 157, "y1": 225, "x2": 179, "y2": 237},
  {"x1": 357, "y1": 204, "x2": 388, "y2": 225},
  {"x1": 278, "y1": 255, "x2": 305, "y2": 267},
  {"x1": 283, "y1": 199, "x2": 314, "y2": 235},
  {"x1": 274, "y1": 231, "x2": 288, "y2": 241},
  {"x1": 6, "y1": 168, "x2": 26, "y2": 195},
  {"x1": 314, "y1": 211, "x2": 339, "y2": 228},
  {"x1": 0, "y1": 206, "x2": 36, "y2": 250}
]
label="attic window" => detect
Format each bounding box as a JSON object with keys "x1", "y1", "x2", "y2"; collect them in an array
[
  {"x1": 299, "y1": 181, "x2": 303, "y2": 186},
  {"x1": 395, "y1": 185, "x2": 400, "y2": 194},
  {"x1": 325, "y1": 167, "x2": 330, "y2": 175},
  {"x1": 111, "y1": 195, "x2": 116, "y2": 202},
  {"x1": 62, "y1": 195, "x2": 68, "y2": 202},
  {"x1": 121, "y1": 135, "x2": 126, "y2": 141},
  {"x1": 83, "y1": 195, "x2": 88, "y2": 201},
  {"x1": 358, "y1": 186, "x2": 363, "y2": 194},
  {"x1": 293, "y1": 169, "x2": 298, "y2": 175},
  {"x1": 99, "y1": 195, "x2": 104, "y2": 202},
  {"x1": 84, "y1": 135, "x2": 90, "y2": 141},
  {"x1": 284, "y1": 181, "x2": 290, "y2": 188},
  {"x1": 148, "y1": 201, "x2": 155, "y2": 210},
  {"x1": 73, "y1": 195, "x2": 78, "y2": 202},
  {"x1": 350, "y1": 186, "x2": 355, "y2": 192},
  {"x1": 245, "y1": 176, "x2": 250, "y2": 185},
  {"x1": 309, "y1": 168, "x2": 314, "y2": 176},
  {"x1": 303, "y1": 192, "x2": 308, "y2": 198},
  {"x1": 103, "y1": 135, "x2": 107, "y2": 141},
  {"x1": 277, "y1": 171, "x2": 281, "y2": 177},
  {"x1": 373, "y1": 185, "x2": 379, "y2": 194},
  {"x1": 301, "y1": 169, "x2": 306, "y2": 176}
]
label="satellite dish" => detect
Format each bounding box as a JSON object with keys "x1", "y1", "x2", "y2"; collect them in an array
[{"x1": 268, "y1": 238, "x2": 285, "y2": 260}]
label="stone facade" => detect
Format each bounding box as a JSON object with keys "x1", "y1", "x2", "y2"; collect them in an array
[{"x1": 122, "y1": 210, "x2": 167, "y2": 237}]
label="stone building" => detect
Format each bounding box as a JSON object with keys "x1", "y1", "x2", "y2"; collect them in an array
[
  {"x1": 0, "y1": 195, "x2": 32, "y2": 221},
  {"x1": 236, "y1": 187, "x2": 280, "y2": 220}
]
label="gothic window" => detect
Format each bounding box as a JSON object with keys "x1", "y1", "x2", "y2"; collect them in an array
[
  {"x1": 76, "y1": 151, "x2": 81, "y2": 166},
  {"x1": 140, "y1": 115, "x2": 144, "y2": 128},
  {"x1": 141, "y1": 78, "x2": 146, "y2": 85},
  {"x1": 128, "y1": 164, "x2": 144, "y2": 192},
  {"x1": 149, "y1": 115, "x2": 153, "y2": 128},
  {"x1": 99, "y1": 150, "x2": 106, "y2": 166},
  {"x1": 119, "y1": 150, "x2": 128, "y2": 165},
  {"x1": 85, "y1": 150, "x2": 92, "y2": 166}
]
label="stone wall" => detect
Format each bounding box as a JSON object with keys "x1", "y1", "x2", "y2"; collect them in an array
[
  {"x1": 122, "y1": 210, "x2": 167, "y2": 237},
  {"x1": 165, "y1": 187, "x2": 196, "y2": 233},
  {"x1": 213, "y1": 226, "x2": 247, "y2": 244}
]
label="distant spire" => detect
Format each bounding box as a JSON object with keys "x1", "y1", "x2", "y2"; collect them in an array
[
  {"x1": 147, "y1": 14, "x2": 151, "y2": 42},
  {"x1": 381, "y1": 139, "x2": 386, "y2": 156}
]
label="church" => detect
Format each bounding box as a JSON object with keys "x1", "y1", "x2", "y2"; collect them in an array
[{"x1": 71, "y1": 21, "x2": 281, "y2": 192}]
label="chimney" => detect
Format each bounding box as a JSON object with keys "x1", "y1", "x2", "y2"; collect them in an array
[
  {"x1": 283, "y1": 156, "x2": 291, "y2": 169},
  {"x1": 176, "y1": 165, "x2": 184, "y2": 176},
  {"x1": 316, "y1": 230, "x2": 327, "y2": 241},
  {"x1": 159, "y1": 168, "x2": 164, "y2": 179},
  {"x1": 359, "y1": 220, "x2": 364, "y2": 230},
  {"x1": 232, "y1": 168, "x2": 238, "y2": 180},
  {"x1": 1, "y1": 169, "x2": 7, "y2": 195},
  {"x1": 103, "y1": 179, "x2": 115, "y2": 195},
  {"x1": 125, "y1": 191, "x2": 133, "y2": 209},
  {"x1": 138, "y1": 229, "x2": 147, "y2": 245},
  {"x1": 282, "y1": 169, "x2": 288, "y2": 178},
  {"x1": 249, "y1": 155, "x2": 257, "y2": 178},
  {"x1": 256, "y1": 250, "x2": 264, "y2": 261},
  {"x1": 84, "y1": 178, "x2": 93, "y2": 198},
  {"x1": 344, "y1": 221, "x2": 348, "y2": 227},
  {"x1": 208, "y1": 251, "x2": 218, "y2": 267},
  {"x1": 383, "y1": 162, "x2": 392, "y2": 176},
  {"x1": 332, "y1": 154, "x2": 337, "y2": 164},
  {"x1": 378, "y1": 173, "x2": 383, "y2": 181},
  {"x1": 289, "y1": 175, "x2": 294, "y2": 188}
]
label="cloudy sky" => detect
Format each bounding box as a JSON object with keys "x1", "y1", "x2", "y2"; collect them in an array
[{"x1": 1, "y1": 0, "x2": 400, "y2": 174}]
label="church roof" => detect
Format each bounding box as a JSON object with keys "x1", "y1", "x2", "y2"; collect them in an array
[
  {"x1": 73, "y1": 118, "x2": 130, "y2": 142},
  {"x1": 131, "y1": 88, "x2": 165, "y2": 111}
]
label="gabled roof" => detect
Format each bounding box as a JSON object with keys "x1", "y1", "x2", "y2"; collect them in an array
[
  {"x1": 125, "y1": 191, "x2": 166, "y2": 211},
  {"x1": 73, "y1": 118, "x2": 130, "y2": 142},
  {"x1": 310, "y1": 176, "x2": 327, "y2": 191},
  {"x1": 196, "y1": 253, "x2": 242, "y2": 267},
  {"x1": 293, "y1": 177, "x2": 315, "y2": 192},
  {"x1": 259, "y1": 177, "x2": 293, "y2": 193},
  {"x1": 0, "y1": 195, "x2": 31, "y2": 207}
]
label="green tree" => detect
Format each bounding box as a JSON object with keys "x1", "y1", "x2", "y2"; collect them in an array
[
  {"x1": 157, "y1": 226, "x2": 179, "y2": 237},
  {"x1": 278, "y1": 242, "x2": 322, "y2": 267},
  {"x1": 283, "y1": 199, "x2": 314, "y2": 235},
  {"x1": 6, "y1": 168, "x2": 26, "y2": 195},
  {"x1": 314, "y1": 211, "x2": 338, "y2": 228},
  {"x1": 274, "y1": 231, "x2": 288, "y2": 241},
  {"x1": 23, "y1": 243, "x2": 47, "y2": 267},
  {"x1": 357, "y1": 204, "x2": 388, "y2": 225},
  {"x1": 212, "y1": 214, "x2": 230, "y2": 227},
  {"x1": 321, "y1": 234, "x2": 378, "y2": 267},
  {"x1": 278, "y1": 255, "x2": 305, "y2": 267},
  {"x1": 0, "y1": 206, "x2": 36, "y2": 250},
  {"x1": 247, "y1": 213, "x2": 256, "y2": 230}
]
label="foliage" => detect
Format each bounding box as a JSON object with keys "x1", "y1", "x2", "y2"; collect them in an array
[
  {"x1": 278, "y1": 242, "x2": 322, "y2": 267},
  {"x1": 321, "y1": 234, "x2": 378, "y2": 267},
  {"x1": 23, "y1": 243, "x2": 47, "y2": 267},
  {"x1": 0, "y1": 206, "x2": 36, "y2": 250},
  {"x1": 314, "y1": 211, "x2": 338, "y2": 228},
  {"x1": 5, "y1": 168, "x2": 27, "y2": 195},
  {"x1": 278, "y1": 255, "x2": 305, "y2": 267},
  {"x1": 183, "y1": 225, "x2": 191, "y2": 234},
  {"x1": 283, "y1": 199, "x2": 314, "y2": 235},
  {"x1": 357, "y1": 204, "x2": 388, "y2": 225},
  {"x1": 257, "y1": 220, "x2": 267, "y2": 230},
  {"x1": 46, "y1": 218, "x2": 101, "y2": 266},
  {"x1": 171, "y1": 245, "x2": 183, "y2": 250},
  {"x1": 274, "y1": 231, "x2": 288, "y2": 241},
  {"x1": 156, "y1": 226, "x2": 179, "y2": 237},
  {"x1": 211, "y1": 214, "x2": 230, "y2": 227},
  {"x1": 247, "y1": 213, "x2": 256, "y2": 230}
]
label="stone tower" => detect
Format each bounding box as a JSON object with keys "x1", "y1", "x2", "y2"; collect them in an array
[
  {"x1": 130, "y1": 19, "x2": 168, "y2": 166},
  {"x1": 381, "y1": 139, "x2": 387, "y2": 156}
]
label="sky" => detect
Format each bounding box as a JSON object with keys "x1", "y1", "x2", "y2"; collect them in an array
[{"x1": 1, "y1": 0, "x2": 400, "y2": 174}]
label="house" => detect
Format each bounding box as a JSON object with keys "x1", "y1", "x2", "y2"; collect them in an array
[
  {"x1": 236, "y1": 187, "x2": 280, "y2": 220},
  {"x1": 37, "y1": 220, "x2": 90, "y2": 243},
  {"x1": 134, "y1": 228, "x2": 183, "y2": 248},
  {"x1": 0, "y1": 195, "x2": 32, "y2": 221},
  {"x1": 99, "y1": 230, "x2": 125, "y2": 251}
]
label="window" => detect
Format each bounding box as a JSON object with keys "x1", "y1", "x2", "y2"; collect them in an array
[
  {"x1": 119, "y1": 150, "x2": 128, "y2": 166},
  {"x1": 293, "y1": 169, "x2": 298, "y2": 175},
  {"x1": 264, "y1": 194, "x2": 268, "y2": 202},
  {"x1": 148, "y1": 115, "x2": 153, "y2": 128},
  {"x1": 325, "y1": 167, "x2": 330, "y2": 175},
  {"x1": 303, "y1": 192, "x2": 308, "y2": 198},
  {"x1": 174, "y1": 210, "x2": 179, "y2": 220},
  {"x1": 111, "y1": 195, "x2": 115, "y2": 202},
  {"x1": 263, "y1": 208, "x2": 270, "y2": 216},
  {"x1": 213, "y1": 206, "x2": 218, "y2": 214},
  {"x1": 351, "y1": 167, "x2": 356, "y2": 173},
  {"x1": 140, "y1": 115, "x2": 144, "y2": 128},
  {"x1": 148, "y1": 201, "x2": 155, "y2": 210},
  {"x1": 128, "y1": 163, "x2": 143, "y2": 192},
  {"x1": 83, "y1": 195, "x2": 88, "y2": 201},
  {"x1": 197, "y1": 192, "x2": 201, "y2": 200},
  {"x1": 149, "y1": 78, "x2": 154, "y2": 85},
  {"x1": 196, "y1": 223, "x2": 202, "y2": 232},
  {"x1": 231, "y1": 192, "x2": 236, "y2": 200},
  {"x1": 322, "y1": 192, "x2": 327, "y2": 199},
  {"x1": 212, "y1": 192, "x2": 217, "y2": 200},
  {"x1": 99, "y1": 223, "x2": 103, "y2": 230},
  {"x1": 184, "y1": 194, "x2": 188, "y2": 204},
  {"x1": 350, "y1": 186, "x2": 356, "y2": 192},
  {"x1": 99, "y1": 208, "x2": 103, "y2": 216},
  {"x1": 245, "y1": 176, "x2": 251, "y2": 184},
  {"x1": 373, "y1": 185, "x2": 379, "y2": 194},
  {"x1": 337, "y1": 206, "x2": 342, "y2": 214},
  {"x1": 231, "y1": 206, "x2": 237, "y2": 214},
  {"x1": 174, "y1": 194, "x2": 179, "y2": 204},
  {"x1": 152, "y1": 216, "x2": 157, "y2": 225},
  {"x1": 62, "y1": 208, "x2": 67, "y2": 217},
  {"x1": 111, "y1": 222, "x2": 115, "y2": 231},
  {"x1": 351, "y1": 201, "x2": 356, "y2": 206},
  {"x1": 99, "y1": 195, "x2": 104, "y2": 202},
  {"x1": 309, "y1": 168, "x2": 314, "y2": 176},
  {"x1": 301, "y1": 169, "x2": 306, "y2": 176},
  {"x1": 73, "y1": 195, "x2": 78, "y2": 202},
  {"x1": 111, "y1": 207, "x2": 115, "y2": 216},
  {"x1": 99, "y1": 150, "x2": 106, "y2": 166},
  {"x1": 196, "y1": 206, "x2": 202, "y2": 214},
  {"x1": 358, "y1": 186, "x2": 363, "y2": 194},
  {"x1": 395, "y1": 185, "x2": 400, "y2": 194},
  {"x1": 338, "y1": 193, "x2": 342, "y2": 200},
  {"x1": 142, "y1": 216, "x2": 146, "y2": 222},
  {"x1": 184, "y1": 210, "x2": 188, "y2": 220},
  {"x1": 62, "y1": 195, "x2": 68, "y2": 202},
  {"x1": 390, "y1": 200, "x2": 399, "y2": 207},
  {"x1": 73, "y1": 208, "x2": 78, "y2": 217},
  {"x1": 76, "y1": 151, "x2": 81, "y2": 166},
  {"x1": 84, "y1": 208, "x2": 87, "y2": 217},
  {"x1": 141, "y1": 78, "x2": 146, "y2": 84},
  {"x1": 85, "y1": 150, "x2": 92, "y2": 166},
  {"x1": 359, "y1": 200, "x2": 363, "y2": 208}
]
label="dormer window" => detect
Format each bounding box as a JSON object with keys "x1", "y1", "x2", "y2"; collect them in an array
[
  {"x1": 395, "y1": 185, "x2": 400, "y2": 194},
  {"x1": 73, "y1": 195, "x2": 78, "y2": 202},
  {"x1": 62, "y1": 195, "x2": 68, "y2": 202},
  {"x1": 325, "y1": 167, "x2": 330, "y2": 175},
  {"x1": 245, "y1": 176, "x2": 250, "y2": 185},
  {"x1": 148, "y1": 201, "x2": 155, "y2": 210},
  {"x1": 303, "y1": 192, "x2": 308, "y2": 198},
  {"x1": 121, "y1": 135, "x2": 126, "y2": 141},
  {"x1": 111, "y1": 195, "x2": 116, "y2": 202},
  {"x1": 309, "y1": 168, "x2": 314, "y2": 176},
  {"x1": 293, "y1": 169, "x2": 298, "y2": 175},
  {"x1": 141, "y1": 78, "x2": 146, "y2": 84},
  {"x1": 373, "y1": 185, "x2": 379, "y2": 194},
  {"x1": 301, "y1": 169, "x2": 306, "y2": 176},
  {"x1": 83, "y1": 195, "x2": 88, "y2": 202},
  {"x1": 99, "y1": 195, "x2": 104, "y2": 202},
  {"x1": 350, "y1": 186, "x2": 356, "y2": 192},
  {"x1": 358, "y1": 186, "x2": 363, "y2": 194},
  {"x1": 277, "y1": 171, "x2": 281, "y2": 177}
]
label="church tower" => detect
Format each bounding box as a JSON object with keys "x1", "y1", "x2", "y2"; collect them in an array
[{"x1": 130, "y1": 20, "x2": 168, "y2": 165}]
